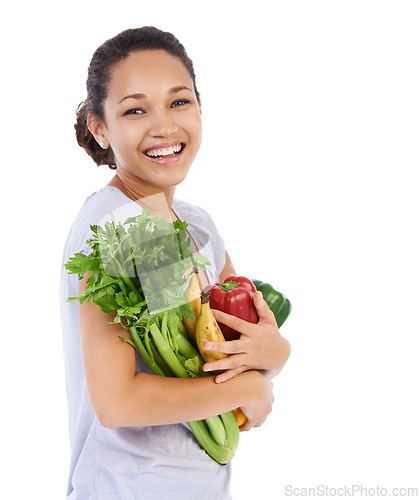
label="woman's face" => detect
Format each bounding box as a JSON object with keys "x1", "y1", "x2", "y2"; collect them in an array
[{"x1": 100, "y1": 49, "x2": 202, "y2": 190}]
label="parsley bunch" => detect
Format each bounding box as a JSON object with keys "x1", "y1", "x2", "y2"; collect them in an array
[{"x1": 66, "y1": 209, "x2": 208, "y2": 316}]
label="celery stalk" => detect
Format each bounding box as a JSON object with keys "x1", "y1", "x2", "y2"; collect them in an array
[
  {"x1": 173, "y1": 330, "x2": 201, "y2": 360},
  {"x1": 220, "y1": 411, "x2": 240, "y2": 453},
  {"x1": 129, "y1": 327, "x2": 166, "y2": 377},
  {"x1": 177, "y1": 319, "x2": 191, "y2": 340},
  {"x1": 149, "y1": 323, "x2": 190, "y2": 378},
  {"x1": 167, "y1": 314, "x2": 205, "y2": 375},
  {"x1": 205, "y1": 415, "x2": 228, "y2": 447},
  {"x1": 149, "y1": 341, "x2": 174, "y2": 377},
  {"x1": 187, "y1": 420, "x2": 235, "y2": 464}
]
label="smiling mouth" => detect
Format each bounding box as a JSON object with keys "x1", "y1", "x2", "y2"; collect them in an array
[{"x1": 144, "y1": 143, "x2": 185, "y2": 159}]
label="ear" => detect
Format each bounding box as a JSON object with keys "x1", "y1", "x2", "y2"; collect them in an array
[
  {"x1": 87, "y1": 113, "x2": 109, "y2": 149},
  {"x1": 196, "y1": 92, "x2": 202, "y2": 116}
]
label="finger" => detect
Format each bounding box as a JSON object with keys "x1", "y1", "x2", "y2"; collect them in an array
[
  {"x1": 203, "y1": 339, "x2": 244, "y2": 354},
  {"x1": 253, "y1": 291, "x2": 276, "y2": 325},
  {"x1": 211, "y1": 309, "x2": 257, "y2": 335},
  {"x1": 243, "y1": 415, "x2": 268, "y2": 432},
  {"x1": 203, "y1": 353, "x2": 247, "y2": 374},
  {"x1": 253, "y1": 416, "x2": 267, "y2": 428},
  {"x1": 214, "y1": 365, "x2": 246, "y2": 383},
  {"x1": 239, "y1": 420, "x2": 254, "y2": 432}
]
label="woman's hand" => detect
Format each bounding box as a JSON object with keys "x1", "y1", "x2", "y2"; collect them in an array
[
  {"x1": 237, "y1": 370, "x2": 274, "y2": 432},
  {"x1": 202, "y1": 291, "x2": 291, "y2": 383}
]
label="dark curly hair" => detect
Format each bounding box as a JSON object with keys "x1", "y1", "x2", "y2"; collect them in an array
[{"x1": 75, "y1": 27, "x2": 200, "y2": 169}]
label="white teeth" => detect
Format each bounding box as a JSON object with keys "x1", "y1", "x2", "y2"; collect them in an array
[{"x1": 146, "y1": 144, "x2": 182, "y2": 158}]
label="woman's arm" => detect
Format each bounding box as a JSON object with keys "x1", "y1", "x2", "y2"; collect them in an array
[
  {"x1": 78, "y1": 275, "x2": 273, "y2": 430},
  {"x1": 219, "y1": 251, "x2": 236, "y2": 282}
]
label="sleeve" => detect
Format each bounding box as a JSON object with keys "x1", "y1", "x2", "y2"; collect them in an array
[
  {"x1": 202, "y1": 211, "x2": 226, "y2": 278},
  {"x1": 172, "y1": 199, "x2": 226, "y2": 281}
]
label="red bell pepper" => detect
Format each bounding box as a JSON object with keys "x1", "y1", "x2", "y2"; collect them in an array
[{"x1": 203, "y1": 275, "x2": 259, "y2": 341}]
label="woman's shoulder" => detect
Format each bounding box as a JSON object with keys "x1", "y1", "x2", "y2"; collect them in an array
[
  {"x1": 74, "y1": 185, "x2": 139, "y2": 225},
  {"x1": 172, "y1": 198, "x2": 214, "y2": 226},
  {"x1": 173, "y1": 197, "x2": 225, "y2": 243},
  {"x1": 63, "y1": 186, "x2": 131, "y2": 256},
  {"x1": 79, "y1": 185, "x2": 128, "y2": 218},
  {"x1": 172, "y1": 198, "x2": 224, "y2": 238}
]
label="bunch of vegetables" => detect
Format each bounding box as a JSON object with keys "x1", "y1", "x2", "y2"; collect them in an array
[
  {"x1": 65, "y1": 210, "x2": 240, "y2": 464},
  {"x1": 65, "y1": 209, "x2": 292, "y2": 464}
]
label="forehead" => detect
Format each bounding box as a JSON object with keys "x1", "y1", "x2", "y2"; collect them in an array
[{"x1": 107, "y1": 49, "x2": 193, "y2": 101}]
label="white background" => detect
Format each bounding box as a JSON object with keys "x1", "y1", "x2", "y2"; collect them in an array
[{"x1": 1, "y1": 0, "x2": 418, "y2": 498}]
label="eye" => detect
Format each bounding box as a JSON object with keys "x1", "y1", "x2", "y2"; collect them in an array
[
  {"x1": 123, "y1": 108, "x2": 145, "y2": 116},
  {"x1": 171, "y1": 99, "x2": 190, "y2": 108}
]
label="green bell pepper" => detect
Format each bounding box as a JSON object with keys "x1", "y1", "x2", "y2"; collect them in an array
[{"x1": 252, "y1": 280, "x2": 292, "y2": 329}]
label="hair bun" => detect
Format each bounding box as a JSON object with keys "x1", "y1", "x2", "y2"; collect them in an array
[{"x1": 74, "y1": 100, "x2": 116, "y2": 168}]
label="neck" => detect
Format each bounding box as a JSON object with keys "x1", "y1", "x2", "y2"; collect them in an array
[{"x1": 108, "y1": 168, "x2": 176, "y2": 220}]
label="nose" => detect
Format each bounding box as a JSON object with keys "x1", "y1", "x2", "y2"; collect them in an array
[{"x1": 148, "y1": 109, "x2": 179, "y2": 138}]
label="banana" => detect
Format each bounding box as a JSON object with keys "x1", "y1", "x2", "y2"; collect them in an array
[
  {"x1": 233, "y1": 408, "x2": 248, "y2": 427},
  {"x1": 182, "y1": 267, "x2": 202, "y2": 345},
  {"x1": 196, "y1": 290, "x2": 249, "y2": 428},
  {"x1": 195, "y1": 291, "x2": 228, "y2": 364}
]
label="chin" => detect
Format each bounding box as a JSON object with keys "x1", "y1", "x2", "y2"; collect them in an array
[{"x1": 153, "y1": 164, "x2": 192, "y2": 188}]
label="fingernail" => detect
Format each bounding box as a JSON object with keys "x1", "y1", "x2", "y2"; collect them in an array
[{"x1": 203, "y1": 342, "x2": 213, "y2": 350}]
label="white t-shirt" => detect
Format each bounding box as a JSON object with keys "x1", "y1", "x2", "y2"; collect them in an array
[{"x1": 59, "y1": 186, "x2": 230, "y2": 499}]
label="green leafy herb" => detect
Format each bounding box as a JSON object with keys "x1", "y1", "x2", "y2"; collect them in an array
[{"x1": 66, "y1": 209, "x2": 208, "y2": 316}]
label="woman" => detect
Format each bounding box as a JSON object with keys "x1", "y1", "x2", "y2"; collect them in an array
[{"x1": 60, "y1": 26, "x2": 290, "y2": 499}]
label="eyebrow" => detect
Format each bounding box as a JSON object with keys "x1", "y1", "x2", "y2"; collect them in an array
[{"x1": 119, "y1": 86, "x2": 192, "y2": 104}]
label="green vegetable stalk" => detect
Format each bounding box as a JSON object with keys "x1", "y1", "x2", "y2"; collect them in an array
[{"x1": 65, "y1": 210, "x2": 239, "y2": 464}]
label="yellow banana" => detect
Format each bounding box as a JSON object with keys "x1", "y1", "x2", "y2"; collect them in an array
[
  {"x1": 196, "y1": 290, "x2": 248, "y2": 428},
  {"x1": 233, "y1": 408, "x2": 247, "y2": 427},
  {"x1": 182, "y1": 267, "x2": 202, "y2": 345},
  {"x1": 195, "y1": 291, "x2": 228, "y2": 363}
]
